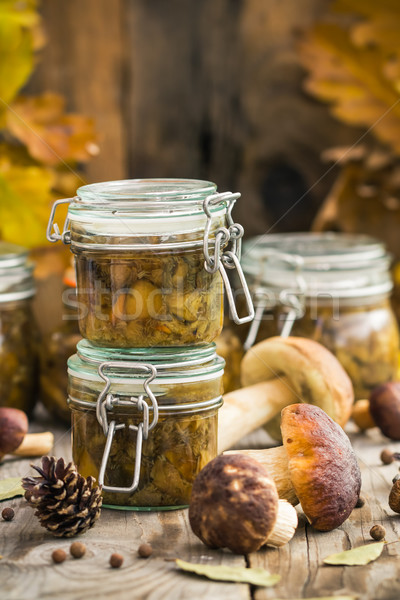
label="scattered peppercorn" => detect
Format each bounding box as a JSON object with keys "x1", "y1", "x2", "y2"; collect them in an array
[
  {"x1": 1, "y1": 507, "x2": 14, "y2": 521},
  {"x1": 70, "y1": 541, "x2": 86, "y2": 559},
  {"x1": 370, "y1": 524, "x2": 386, "y2": 541},
  {"x1": 138, "y1": 543, "x2": 153, "y2": 558},
  {"x1": 52, "y1": 549, "x2": 67, "y2": 564},
  {"x1": 109, "y1": 553, "x2": 124, "y2": 568},
  {"x1": 381, "y1": 449, "x2": 395, "y2": 465},
  {"x1": 355, "y1": 496, "x2": 365, "y2": 508}
]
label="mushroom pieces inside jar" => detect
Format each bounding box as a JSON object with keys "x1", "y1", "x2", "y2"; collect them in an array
[
  {"x1": 74, "y1": 251, "x2": 224, "y2": 347},
  {"x1": 225, "y1": 404, "x2": 361, "y2": 531}
]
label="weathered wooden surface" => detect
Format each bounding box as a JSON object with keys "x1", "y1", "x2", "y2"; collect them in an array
[{"x1": 1, "y1": 420, "x2": 400, "y2": 600}]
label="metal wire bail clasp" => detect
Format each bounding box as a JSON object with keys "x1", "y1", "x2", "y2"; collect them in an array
[
  {"x1": 203, "y1": 192, "x2": 254, "y2": 325},
  {"x1": 243, "y1": 250, "x2": 307, "y2": 349},
  {"x1": 96, "y1": 361, "x2": 158, "y2": 495},
  {"x1": 46, "y1": 197, "x2": 74, "y2": 244}
]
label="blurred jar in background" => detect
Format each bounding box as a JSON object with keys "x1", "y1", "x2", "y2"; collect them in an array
[
  {"x1": 240, "y1": 233, "x2": 399, "y2": 400},
  {"x1": 215, "y1": 325, "x2": 244, "y2": 393},
  {"x1": 0, "y1": 243, "x2": 39, "y2": 414},
  {"x1": 40, "y1": 262, "x2": 81, "y2": 423}
]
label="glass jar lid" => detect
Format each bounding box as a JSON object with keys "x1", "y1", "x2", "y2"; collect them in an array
[
  {"x1": 68, "y1": 339, "x2": 225, "y2": 385},
  {"x1": 67, "y1": 179, "x2": 230, "y2": 236},
  {"x1": 241, "y1": 232, "x2": 393, "y2": 299},
  {"x1": 0, "y1": 242, "x2": 35, "y2": 302}
]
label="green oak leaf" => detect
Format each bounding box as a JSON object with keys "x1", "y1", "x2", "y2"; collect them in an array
[
  {"x1": 0, "y1": 477, "x2": 24, "y2": 502},
  {"x1": 323, "y1": 542, "x2": 385, "y2": 566},
  {"x1": 175, "y1": 559, "x2": 281, "y2": 586}
]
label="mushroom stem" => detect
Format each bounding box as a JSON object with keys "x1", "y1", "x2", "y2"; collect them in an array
[
  {"x1": 224, "y1": 447, "x2": 298, "y2": 505},
  {"x1": 266, "y1": 500, "x2": 298, "y2": 547},
  {"x1": 12, "y1": 432, "x2": 54, "y2": 457},
  {"x1": 218, "y1": 378, "x2": 296, "y2": 452}
]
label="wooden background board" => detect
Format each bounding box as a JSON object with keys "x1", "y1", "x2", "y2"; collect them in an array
[
  {"x1": 28, "y1": 0, "x2": 360, "y2": 236},
  {"x1": 1, "y1": 420, "x2": 400, "y2": 600}
]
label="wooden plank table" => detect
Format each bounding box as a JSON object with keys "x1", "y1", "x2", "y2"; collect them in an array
[{"x1": 1, "y1": 415, "x2": 400, "y2": 600}]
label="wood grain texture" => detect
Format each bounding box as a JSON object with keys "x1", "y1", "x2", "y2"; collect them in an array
[
  {"x1": 27, "y1": 0, "x2": 359, "y2": 234},
  {"x1": 1, "y1": 421, "x2": 400, "y2": 599},
  {"x1": 31, "y1": 0, "x2": 127, "y2": 182}
]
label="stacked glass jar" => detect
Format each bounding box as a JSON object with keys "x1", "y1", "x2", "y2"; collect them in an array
[{"x1": 48, "y1": 179, "x2": 253, "y2": 510}]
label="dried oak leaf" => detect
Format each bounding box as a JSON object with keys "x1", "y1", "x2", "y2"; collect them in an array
[
  {"x1": 7, "y1": 93, "x2": 99, "y2": 166},
  {"x1": 298, "y1": 1, "x2": 400, "y2": 155}
]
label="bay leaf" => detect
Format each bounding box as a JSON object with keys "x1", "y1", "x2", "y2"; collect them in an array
[
  {"x1": 323, "y1": 542, "x2": 384, "y2": 566},
  {"x1": 175, "y1": 559, "x2": 280, "y2": 586},
  {"x1": 0, "y1": 477, "x2": 24, "y2": 502},
  {"x1": 274, "y1": 596, "x2": 357, "y2": 600}
]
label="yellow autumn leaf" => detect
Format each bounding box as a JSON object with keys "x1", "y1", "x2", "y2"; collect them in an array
[
  {"x1": 298, "y1": 1, "x2": 400, "y2": 155},
  {"x1": 0, "y1": 0, "x2": 42, "y2": 107},
  {"x1": 0, "y1": 160, "x2": 55, "y2": 248},
  {"x1": 7, "y1": 93, "x2": 99, "y2": 166}
]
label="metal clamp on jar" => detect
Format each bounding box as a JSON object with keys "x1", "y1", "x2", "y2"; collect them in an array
[
  {"x1": 241, "y1": 232, "x2": 399, "y2": 399},
  {"x1": 47, "y1": 179, "x2": 254, "y2": 348},
  {"x1": 68, "y1": 340, "x2": 224, "y2": 510}
]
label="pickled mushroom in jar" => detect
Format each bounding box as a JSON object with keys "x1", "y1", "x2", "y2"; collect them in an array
[
  {"x1": 74, "y1": 248, "x2": 223, "y2": 347},
  {"x1": 0, "y1": 301, "x2": 39, "y2": 414},
  {"x1": 72, "y1": 407, "x2": 217, "y2": 508}
]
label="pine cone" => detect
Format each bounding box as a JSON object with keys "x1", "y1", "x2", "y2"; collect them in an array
[{"x1": 22, "y1": 456, "x2": 102, "y2": 538}]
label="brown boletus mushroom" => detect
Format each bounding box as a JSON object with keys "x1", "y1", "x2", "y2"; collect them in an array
[
  {"x1": 0, "y1": 407, "x2": 28, "y2": 457},
  {"x1": 369, "y1": 382, "x2": 400, "y2": 440},
  {"x1": 218, "y1": 336, "x2": 354, "y2": 451},
  {"x1": 188, "y1": 454, "x2": 298, "y2": 554},
  {"x1": 0, "y1": 407, "x2": 54, "y2": 460},
  {"x1": 225, "y1": 404, "x2": 361, "y2": 531}
]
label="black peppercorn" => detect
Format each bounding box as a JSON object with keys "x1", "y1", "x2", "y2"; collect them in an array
[
  {"x1": 110, "y1": 553, "x2": 124, "y2": 568},
  {"x1": 1, "y1": 507, "x2": 14, "y2": 521},
  {"x1": 70, "y1": 541, "x2": 86, "y2": 559},
  {"x1": 370, "y1": 524, "x2": 386, "y2": 541},
  {"x1": 52, "y1": 549, "x2": 67, "y2": 564},
  {"x1": 138, "y1": 543, "x2": 153, "y2": 558}
]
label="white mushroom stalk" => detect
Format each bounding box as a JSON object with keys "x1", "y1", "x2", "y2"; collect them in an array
[{"x1": 218, "y1": 336, "x2": 354, "y2": 452}]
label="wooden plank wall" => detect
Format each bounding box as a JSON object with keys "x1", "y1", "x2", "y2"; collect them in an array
[{"x1": 29, "y1": 0, "x2": 358, "y2": 235}]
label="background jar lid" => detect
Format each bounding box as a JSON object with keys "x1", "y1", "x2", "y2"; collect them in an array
[
  {"x1": 241, "y1": 232, "x2": 393, "y2": 300},
  {"x1": 0, "y1": 242, "x2": 35, "y2": 302}
]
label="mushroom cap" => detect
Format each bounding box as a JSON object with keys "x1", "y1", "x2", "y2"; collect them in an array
[
  {"x1": 241, "y1": 337, "x2": 353, "y2": 438},
  {"x1": 0, "y1": 407, "x2": 28, "y2": 455},
  {"x1": 369, "y1": 383, "x2": 400, "y2": 440},
  {"x1": 188, "y1": 454, "x2": 279, "y2": 554},
  {"x1": 281, "y1": 403, "x2": 361, "y2": 531}
]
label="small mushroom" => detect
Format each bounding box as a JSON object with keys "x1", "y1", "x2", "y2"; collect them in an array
[
  {"x1": 218, "y1": 336, "x2": 354, "y2": 451},
  {"x1": 188, "y1": 454, "x2": 298, "y2": 554},
  {"x1": 225, "y1": 404, "x2": 361, "y2": 531},
  {"x1": 0, "y1": 407, "x2": 54, "y2": 460},
  {"x1": 352, "y1": 399, "x2": 375, "y2": 431},
  {"x1": 369, "y1": 383, "x2": 400, "y2": 440}
]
